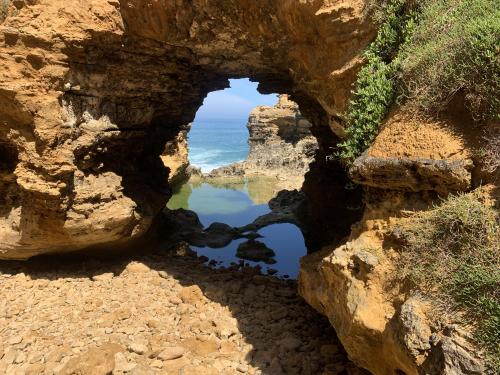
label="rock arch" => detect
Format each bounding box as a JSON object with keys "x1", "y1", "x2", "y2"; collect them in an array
[
  {"x1": 0, "y1": 2, "x2": 487, "y2": 375},
  {"x1": 0, "y1": 0, "x2": 374, "y2": 258}
]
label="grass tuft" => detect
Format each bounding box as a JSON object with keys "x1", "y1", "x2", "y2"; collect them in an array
[
  {"x1": 397, "y1": 190, "x2": 500, "y2": 371},
  {"x1": 399, "y1": 0, "x2": 500, "y2": 121}
]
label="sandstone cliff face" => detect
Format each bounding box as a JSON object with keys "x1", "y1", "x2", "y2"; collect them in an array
[
  {"x1": 0, "y1": 1, "x2": 491, "y2": 374},
  {"x1": 299, "y1": 112, "x2": 490, "y2": 375},
  {"x1": 0, "y1": 0, "x2": 375, "y2": 259},
  {"x1": 207, "y1": 95, "x2": 318, "y2": 189}
]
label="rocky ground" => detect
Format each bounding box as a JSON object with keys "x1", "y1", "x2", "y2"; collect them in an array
[{"x1": 0, "y1": 252, "x2": 369, "y2": 375}]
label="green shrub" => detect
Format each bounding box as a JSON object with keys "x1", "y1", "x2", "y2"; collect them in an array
[
  {"x1": 338, "y1": 0, "x2": 418, "y2": 164},
  {"x1": 398, "y1": 191, "x2": 500, "y2": 371},
  {"x1": 339, "y1": 0, "x2": 500, "y2": 164}
]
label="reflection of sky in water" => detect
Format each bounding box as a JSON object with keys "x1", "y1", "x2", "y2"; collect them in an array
[
  {"x1": 167, "y1": 182, "x2": 270, "y2": 227},
  {"x1": 194, "y1": 223, "x2": 306, "y2": 279},
  {"x1": 167, "y1": 179, "x2": 307, "y2": 278}
]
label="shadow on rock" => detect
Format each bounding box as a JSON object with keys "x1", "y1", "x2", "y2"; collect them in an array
[{"x1": 0, "y1": 249, "x2": 370, "y2": 375}]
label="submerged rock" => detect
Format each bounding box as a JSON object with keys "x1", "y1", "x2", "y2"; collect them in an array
[
  {"x1": 236, "y1": 240, "x2": 276, "y2": 264},
  {"x1": 190, "y1": 222, "x2": 239, "y2": 248},
  {"x1": 239, "y1": 189, "x2": 306, "y2": 233},
  {"x1": 162, "y1": 191, "x2": 305, "y2": 251},
  {"x1": 162, "y1": 209, "x2": 239, "y2": 249}
]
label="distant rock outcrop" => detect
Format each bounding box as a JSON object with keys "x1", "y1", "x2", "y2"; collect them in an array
[
  {"x1": 206, "y1": 95, "x2": 318, "y2": 190},
  {"x1": 161, "y1": 124, "x2": 191, "y2": 188}
]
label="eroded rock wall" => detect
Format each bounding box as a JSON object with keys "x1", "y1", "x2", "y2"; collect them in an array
[
  {"x1": 298, "y1": 111, "x2": 490, "y2": 375},
  {"x1": 161, "y1": 124, "x2": 190, "y2": 188},
  {"x1": 0, "y1": 0, "x2": 376, "y2": 259},
  {"x1": 0, "y1": 1, "x2": 491, "y2": 374}
]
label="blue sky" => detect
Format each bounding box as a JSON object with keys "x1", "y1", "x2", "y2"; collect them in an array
[{"x1": 194, "y1": 78, "x2": 278, "y2": 121}]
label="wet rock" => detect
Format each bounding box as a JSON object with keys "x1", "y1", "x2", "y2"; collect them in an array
[
  {"x1": 163, "y1": 209, "x2": 241, "y2": 249},
  {"x1": 164, "y1": 208, "x2": 204, "y2": 232},
  {"x1": 238, "y1": 189, "x2": 306, "y2": 233},
  {"x1": 236, "y1": 240, "x2": 276, "y2": 264},
  {"x1": 243, "y1": 231, "x2": 262, "y2": 240},
  {"x1": 203, "y1": 222, "x2": 240, "y2": 248}
]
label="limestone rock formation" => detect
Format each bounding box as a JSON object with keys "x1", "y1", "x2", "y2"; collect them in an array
[
  {"x1": 299, "y1": 112, "x2": 489, "y2": 375},
  {"x1": 161, "y1": 124, "x2": 190, "y2": 188},
  {"x1": 207, "y1": 94, "x2": 318, "y2": 188},
  {"x1": 0, "y1": 1, "x2": 492, "y2": 374},
  {"x1": 0, "y1": 0, "x2": 375, "y2": 260},
  {"x1": 236, "y1": 240, "x2": 276, "y2": 264},
  {"x1": 349, "y1": 109, "x2": 476, "y2": 194}
]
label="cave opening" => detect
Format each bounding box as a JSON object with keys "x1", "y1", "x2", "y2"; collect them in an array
[{"x1": 161, "y1": 78, "x2": 323, "y2": 279}]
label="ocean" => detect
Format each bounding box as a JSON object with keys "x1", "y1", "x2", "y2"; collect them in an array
[{"x1": 188, "y1": 119, "x2": 249, "y2": 172}]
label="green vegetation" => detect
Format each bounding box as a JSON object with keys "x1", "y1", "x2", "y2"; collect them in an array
[
  {"x1": 340, "y1": 0, "x2": 500, "y2": 368},
  {"x1": 339, "y1": 0, "x2": 500, "y2": 164},
  {"x1": 398, "y1": 191, "x2": 500, "y2": 371},
  {"x1": 399, "y1": 0, "x2": 500, "y2": 121},
  {"x1": 338, "y1": 0, "x2": 416, "y2": 163}
]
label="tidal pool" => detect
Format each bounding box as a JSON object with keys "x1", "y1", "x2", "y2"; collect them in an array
[{"x1": 167, "y1": 177, "x2": 307, "y2": 278}]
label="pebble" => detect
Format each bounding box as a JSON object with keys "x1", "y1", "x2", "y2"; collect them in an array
[
  {"x1": 8, "y1": 336, "x2": 23, "y2": 345},
  {"x1": 0, "y1": 255, "x2": 358, "y2": 374},
  {"x1": 157, "y1": 346, "x2": 185, "y2": 361},
  {"x1": 14, "y1": 352, "x2": 26, "y2": 364},
  {"x1": 237, "y1": 363, "x2": 249, "y2": 372},
  {"x1": 151, "y1": 359, "x2": 163, "y2": 368},
  {"x1": 279, "y1": 335, "x2": 302, "y2": 352},
  {"x1": 128, "y1": 343, "x2": 148, "y2": 355}
]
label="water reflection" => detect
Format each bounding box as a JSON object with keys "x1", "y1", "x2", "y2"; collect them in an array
[
  {"x1": 195, "y1": 223, "x2": 306, "y2": 278},
  {"x1": 167, "y1": 177, "x2": 307, "y2": 278},
  {"x1": 167, "y1": 179, "x2": 270, "y2": 227}
]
